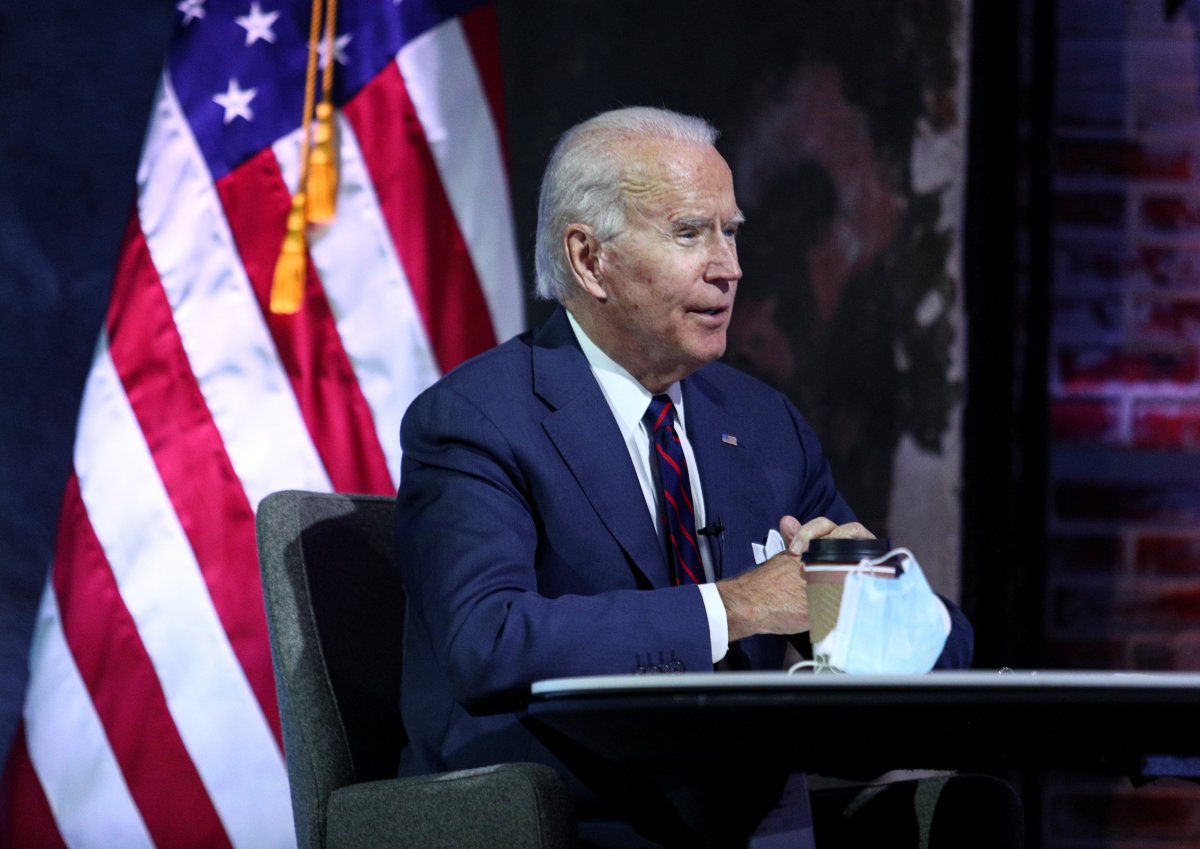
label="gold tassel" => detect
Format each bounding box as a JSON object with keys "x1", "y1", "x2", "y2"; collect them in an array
[
  {"x1": 271, "y1": 193, "x2": 308, "y2": 314},
  {"x1": 305, "y1": 101, "x2": 338, "y2": 223}
]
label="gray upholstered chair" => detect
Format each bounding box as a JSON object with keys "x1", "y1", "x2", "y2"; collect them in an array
[{"x1": 255, "y1": 489, "x2": 576, "y2": 849}]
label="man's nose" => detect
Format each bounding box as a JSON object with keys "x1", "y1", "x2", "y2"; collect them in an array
[{"x1": 706, "y1": 239, "x2": 742, "y2": 283}]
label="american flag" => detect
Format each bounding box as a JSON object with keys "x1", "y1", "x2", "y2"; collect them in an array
[{"x1": 3, "y1": 0, "x2": 521, "y2": 845}]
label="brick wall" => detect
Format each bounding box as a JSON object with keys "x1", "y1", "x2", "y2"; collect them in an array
[{"x1": 1044, "y1": 0, "x2": 1200, "y2": 845}]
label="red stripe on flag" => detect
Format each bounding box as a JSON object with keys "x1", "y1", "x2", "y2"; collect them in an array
[
  {"x1": 105, "y1": 219, "x2": 282, "y2": 748},
  {"x1": 2, "y1": 726, "x2": 68, "y2": 849},
  {"x1": 344, "y1": 61, "x2": 498, "y2": 372},
  {"x1": 459, "y1": 3, "x2": 509, "y2": 165},
  {"x1": 216, "y1": 149, "x2": 394, "y2": 495},
  {"x1": 52, "y1": 475, "x2": 233, "y2": 849}
]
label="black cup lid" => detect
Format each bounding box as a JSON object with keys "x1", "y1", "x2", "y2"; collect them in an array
[{"x1": 805, "y1": 537, "x2": 893, "y2": 561}]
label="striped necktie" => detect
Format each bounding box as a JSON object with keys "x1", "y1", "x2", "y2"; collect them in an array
[{"x1": 646, "y1": 395, "x2": 703, "y2": 585}]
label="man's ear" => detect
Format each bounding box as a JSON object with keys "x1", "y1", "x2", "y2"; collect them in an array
[{"x1": 564, "y1": 224, "x2": 607, "y2": 301}]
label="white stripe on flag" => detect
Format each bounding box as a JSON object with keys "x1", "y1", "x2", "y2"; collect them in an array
[
  {"x1": 24, "y1": 578, "x2": 154, "y2": 849},
  {"x1": 74, "y1": 335, "x2": 295, "y2": 849},
  {"x1": 273, "y1": 117, "x2": 441, "y2": 486},
  {"x1": 138, "y1": 73, "x2": 333, "y2": 508},
  {"x1": 398, "y1": 17, "x2": 524, "y2": 344}
]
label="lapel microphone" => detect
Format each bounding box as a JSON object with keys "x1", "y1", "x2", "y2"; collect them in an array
[{"x1": 697, "y1": 517, "x2": 724, "y2": 580}]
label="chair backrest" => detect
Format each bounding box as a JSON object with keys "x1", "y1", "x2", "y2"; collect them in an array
[{"x1": 256, "y1": 490, "x2": 405, "y2": 848}]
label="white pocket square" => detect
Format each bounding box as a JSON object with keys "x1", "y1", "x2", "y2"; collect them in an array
[{"x1": 751, "y1": 529, "x2": 786, "y2": 565}]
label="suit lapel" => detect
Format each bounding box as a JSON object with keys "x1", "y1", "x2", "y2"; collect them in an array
[
  {"x1": 683, "y1": 369, "x2": 776, "y2": 580},
  {"x1": 532, "y1": 310, "x2": 672, "y2": 588}
]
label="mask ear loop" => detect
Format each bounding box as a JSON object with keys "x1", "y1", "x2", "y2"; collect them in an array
[
  {"x1": 788, "y1": 656, "x2": 844, "y2": 674},
  {"x1": 861, "y1": 546, "x2": 915, "y2": 577}
]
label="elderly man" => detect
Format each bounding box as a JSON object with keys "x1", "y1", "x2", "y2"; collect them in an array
[{"x1": 395, "y1": 107, "x2": 980, "y2": 846}]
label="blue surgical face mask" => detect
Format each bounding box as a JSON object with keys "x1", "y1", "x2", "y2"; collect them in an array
[{"x1": 810, "y1": 548, "x2": 949, "y2": 675}]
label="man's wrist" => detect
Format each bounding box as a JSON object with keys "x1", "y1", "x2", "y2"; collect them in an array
[{"x1": 715, "y1": 576, "x2": 755, "y2": 643}]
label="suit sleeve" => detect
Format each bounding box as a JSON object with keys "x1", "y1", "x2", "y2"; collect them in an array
[
  {"x1": 933, "y1": 598, "x2": 973, "y2": 669},
  {"x1": 396, "y1": 385, "x2": 714, "y2": 714}
]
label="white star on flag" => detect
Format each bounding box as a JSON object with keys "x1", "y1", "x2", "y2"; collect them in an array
[
  {"x1": 212, "y1": 78, "x2": 258, "y2": 124},
  {"x1": 177, "y1": 0, "x2": 206, "y2": 25},
  {"x1": 236, "y1": 2, "x2": 280, "y2": 46},
  {"x1": 317, "y1": 32, "x2": 353, "y2": 69}
]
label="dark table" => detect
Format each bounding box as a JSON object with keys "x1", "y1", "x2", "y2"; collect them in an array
[
  {"x1": 526, "y1": 670, "x2": 1200, "y2": 778},
  {"x1": 523, "y1": 670, "x2": 1200, "y2": 847}
]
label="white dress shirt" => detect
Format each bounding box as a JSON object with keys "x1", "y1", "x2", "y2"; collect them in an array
[{"x1": 567, "y1": 312, "x2": 730, "y2": 663}]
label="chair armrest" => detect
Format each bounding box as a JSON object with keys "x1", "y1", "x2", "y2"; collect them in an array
[{"x1": 325, "y1": 763, "x2": 576, "y2": 849}]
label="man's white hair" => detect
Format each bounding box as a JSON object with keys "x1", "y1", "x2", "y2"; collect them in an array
[{"x1": 533, "y1": 106, "x2": 719, "y2": 303}]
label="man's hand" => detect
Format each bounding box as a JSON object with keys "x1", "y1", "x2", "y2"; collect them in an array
[
  {"x1": 780, "y1": 514, "x2": 873, "y2": 555},
  {"x1": 716, "y1": 515, "x2": 874, "y2": 642}
]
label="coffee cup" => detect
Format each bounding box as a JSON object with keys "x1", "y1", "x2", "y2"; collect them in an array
[{"x1": 805, "y1": 538, "x2": 898, "y2": 645}]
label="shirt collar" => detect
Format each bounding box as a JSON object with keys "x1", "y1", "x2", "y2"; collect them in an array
[{"x1": 566, "y1": 311, "x2": 685, "y2": 437}]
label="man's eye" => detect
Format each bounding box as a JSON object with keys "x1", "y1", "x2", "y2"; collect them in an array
[
  {"x1": 723, "y1": 227, "x2": 739, "y2": 239},
  {"x1": 677, "y1": 230, "x2": 698, "y2": 241}
]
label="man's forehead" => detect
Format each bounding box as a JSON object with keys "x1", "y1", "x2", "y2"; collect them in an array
[
  {"x1": 620, "y1": 137, "x2": 724, "y2": 177},
  {"x1": 619, "y1": 139, "x2": 739, "y2": 217}
]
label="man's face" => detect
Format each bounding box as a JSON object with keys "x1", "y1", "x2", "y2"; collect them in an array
[{"x1": 589, "y1": 140, "x2": 743, "y2": 391}]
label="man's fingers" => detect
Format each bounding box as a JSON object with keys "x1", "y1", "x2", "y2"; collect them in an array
[
  {"x1": 780, "y1": 515, "x2": 802, "y2": 552},
  {"x1": 826, "y1": 522, "x2": 874, "y2": 540},
  {"x1": 782, "y1": 517, "x2": 875, "y2": 554},
  {"x1": 785, "y1": 516, "x2": 837, "y2": 553}
]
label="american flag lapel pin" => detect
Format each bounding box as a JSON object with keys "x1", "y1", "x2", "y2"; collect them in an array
[{"x1": 721, "y1": 433, "x2": 738, "y2": 446}]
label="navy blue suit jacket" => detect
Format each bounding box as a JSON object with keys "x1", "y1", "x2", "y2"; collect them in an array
[{"x1": 396, "y1": 307, "x2": 972, "y2": 777}]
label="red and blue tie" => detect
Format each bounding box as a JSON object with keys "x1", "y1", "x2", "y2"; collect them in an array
[{"x1": 646, "y1": 395, "x2": 703, "y2": 585}]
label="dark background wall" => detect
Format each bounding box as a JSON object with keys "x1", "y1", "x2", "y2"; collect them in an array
[{"x1": 1033, "y1": 0, "x2": 1200, "y2": 844}]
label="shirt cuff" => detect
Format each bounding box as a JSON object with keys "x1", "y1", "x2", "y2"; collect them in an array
[{"x1": 698, "y1": 582, "x2": 729, "y2": 663}]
